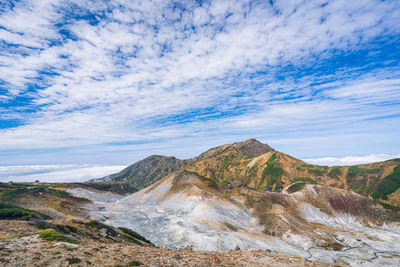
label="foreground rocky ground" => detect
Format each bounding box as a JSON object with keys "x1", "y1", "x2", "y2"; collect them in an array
[{"x1": 0, "y1": 220, "x2": 342, "y2": 267}]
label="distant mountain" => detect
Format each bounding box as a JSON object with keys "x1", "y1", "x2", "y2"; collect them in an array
[
  {"x1": 106, "y1": 138, "x2": 400, "y2": 206},
  {"x1": 108, "y1": 155, "x2": 184, "y2": 189}
]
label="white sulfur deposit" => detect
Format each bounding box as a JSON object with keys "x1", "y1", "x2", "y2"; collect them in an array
[{"x1": 69, "y1": 182, "x2": 400, "y2": 266}]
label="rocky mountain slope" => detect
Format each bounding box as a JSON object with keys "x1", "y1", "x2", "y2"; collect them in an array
[
  {"x1": 106, "y1": 139, "x2": 400, "y2": 206},
  {"x1": 66, "y1": 138, "x2": 400, "y2": 266},
  {"x1": 0, "y1": 218, "x2": 332, "y2": 267},
  {"x1": 76, "y1": 169, "x2": 400, "y2": 266},
  {"x1": 108, "y1": 155, "x2": 185, "y2": 189},
  {"x1": 190, "y1": 138, "x2": 274, "y2": 161},
  {"x1": 184, "y1": 147, "x2": 400, "y2": 207},
  {"x1": 0, "y1": 182, "x2": 332, "y2": 266}
]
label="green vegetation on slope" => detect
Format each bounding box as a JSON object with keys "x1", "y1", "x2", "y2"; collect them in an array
[
  {"x1": 307, "y1": 166, "x2": 327, "y2": 176},
  {"x1": 287, "y1": 182, "x2": 306, "y2": 193},
  {"x1": 345, "y1": 165, "x2": 385, "y2": 196},
  {"x1": 0, "y1": 185, "x2": 70, "y2": 202},
  {"x1": 346, "y1": 166, "x2": 382, "y2": 178},
  {"x1": 99, "y1": 139, "x2": 400, "y2": 207},
  {"x1": 259, "y1": 153, "x2": 284, "y2": 191},
  {"x1": 0, "y1": 203, "x2": 52, "y2": 220},
  {"x1": 292, "y1": 177, "x2": 318, "y2": 184},
  {"x1": 328, "y1": 167, "x2": 341, "y2": 177},
  {"x1": 39, "y1": 229, "x2": 68, "y2": 241},
  {"x1": 287, "y1": 177, "x2": 317, "y2": 193},
  {"x1": 118, "y1": 227, "x2": 152, "y2": 244},
  {"x1": 372, "y1": 165, "x2": 400, "y2": 200}
]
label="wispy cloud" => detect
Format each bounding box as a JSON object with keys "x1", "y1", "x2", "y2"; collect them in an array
[
  {"x1": 304, "y1": 154, "x2": 400, "y2": 166},
  {"x1": 0, "y1": 0, "x2": 399, "y2": 166}
]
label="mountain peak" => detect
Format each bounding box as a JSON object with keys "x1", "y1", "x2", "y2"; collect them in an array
[
  {"x1": 230, "y1": 138, "x2": 274, "y2": 157},
  {"x1": 194, "y1": 138, "x2": 274, "y2": 161}
]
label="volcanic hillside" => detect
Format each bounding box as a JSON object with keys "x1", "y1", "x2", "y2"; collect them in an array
[
  {"x1": 107, "y1": 139, "x2": 400, "y2": 207},
  {"x1": 81, "y1": 164, "x2": 400, "y2": 265},
  {"x1": 0, "y1": 182, "x2": 333, "y2": 267}
]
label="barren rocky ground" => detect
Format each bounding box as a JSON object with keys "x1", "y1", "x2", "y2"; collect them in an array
[{"x1": 0, "y1": 220, "x2": 341, "y2": 267}]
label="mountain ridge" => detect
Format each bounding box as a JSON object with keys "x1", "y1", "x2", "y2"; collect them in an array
[
  {"x1": 105, "y1": 139, "x2": 400, "y2": 206},
  {"x1": 107, "y1": 155, "x2": 185, "y2": 190}
]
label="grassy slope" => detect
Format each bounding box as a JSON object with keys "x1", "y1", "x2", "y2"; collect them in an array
[
  {"x1": 0, "y1": 183, "x2": 91, "y2": 218},
  {"x1": 0, "y1": 182, "x2": 152, "y2": 248},
  {"x1": 183, "y1": 147, "x2": 400, "y2": 206},
  {"x1": 0, "y1": 203, "x2": 52, "y2": 220}
]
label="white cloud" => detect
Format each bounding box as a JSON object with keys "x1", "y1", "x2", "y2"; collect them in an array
[
  {"x1": 0, "y1": 164, "x2": 126, "y2": 183},
  {"x1": 0, "y1": 0, "x2": 399, "y2": 165},
  {"x1": 304, "y1": 154, "x2": 400, "y2": 166}
]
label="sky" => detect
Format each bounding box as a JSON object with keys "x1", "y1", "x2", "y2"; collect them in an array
[{"x1": 0, "y1": 0, "x2": 400, "y2": 181}]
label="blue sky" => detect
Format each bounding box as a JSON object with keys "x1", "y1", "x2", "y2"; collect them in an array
[{"x1": 0, "y1": 0, "x2": 400, "y2": 167}]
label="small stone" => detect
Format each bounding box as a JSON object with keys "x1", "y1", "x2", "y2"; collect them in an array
[
  {"x1": 99, "y1": 228, "x2": 107, "y2": 237},
  {"x1": 211, "y1": 256, "x2": 221, "y2": 264},
  {"x1": 183, "y1": 246, "x2": 192, "y2": 252},
  {"x1": 54, "y1": 242, "x2": 79, "y2": 250},
  {"x1": 173, "y1": 254, "x2": 181, "y2": 260}
]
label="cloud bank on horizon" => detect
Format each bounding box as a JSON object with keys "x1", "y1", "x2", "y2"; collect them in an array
[
  {"x1": 0, "y1": 164, "x2": 126, "y2": 183},
  {"x1": 0, "y1": 0, "x2": 399, "y2": 166}
]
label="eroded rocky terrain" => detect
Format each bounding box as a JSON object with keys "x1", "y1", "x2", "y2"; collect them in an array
[
  {"x1": 69, "y1": 174, "x2": 400, "y2": 266},
  {"x1": 0, "y1": 219, "x2": 337, "y2": 266}
]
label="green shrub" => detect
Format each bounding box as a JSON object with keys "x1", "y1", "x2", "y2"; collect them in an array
[
  {"x1": 292, "y1": 177, "x2": 317, "y2": 184},
  {"x1": 127, "y1": 261, "x2": 143, "y2": 266},
  {"x1": 0, "y1": 188, "x2": 28, "y2": 201},
  {"x1": 287, "y1": 182, "x2": 306, "y2": 193},
  {"x1": 34, "y1": 221, "x2": 50, "y2": 229},
  {"x1": 347, "y1": 166, "x2": 382, "y2": 178},
  {"x1": 347, "y1": 166, "x2": 359, "y2": 178},
  {"x1": 209, "y1": 178, "x2": 218, "y2": 189},
  {"x1": 328, "y1": 167, "x2": 342, "y2": 177},
  {"x1": 48, "y1": 188, "x2": 71, "y2": 197},
  {"x1": 82, "y1": 220, "x2": 119, "y2": 237},
  {"x1": 66, "y1": 258, "x2": 81, "y2": 264},
  {"x1": 56, "y1": 224, "x2": 78, "y2": 234},
  {"x1": 38, "y1": 229, "x2": 67, "y2": 241},
  {"x1": 261, "y1": 153, "x2": 284, "y2": 190},
  {"x1": 0, "y1": 185, "x2": 70, "y2": 202},
  {"x1": 0, "y1": 203, "x2": 51, "y2": 220},
  {"x1": 307, "y1": 168, "x2": 325, "y2": 176},
  {"x1": 118, "y1": 227, "x2": 152, "y2": 244}
]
